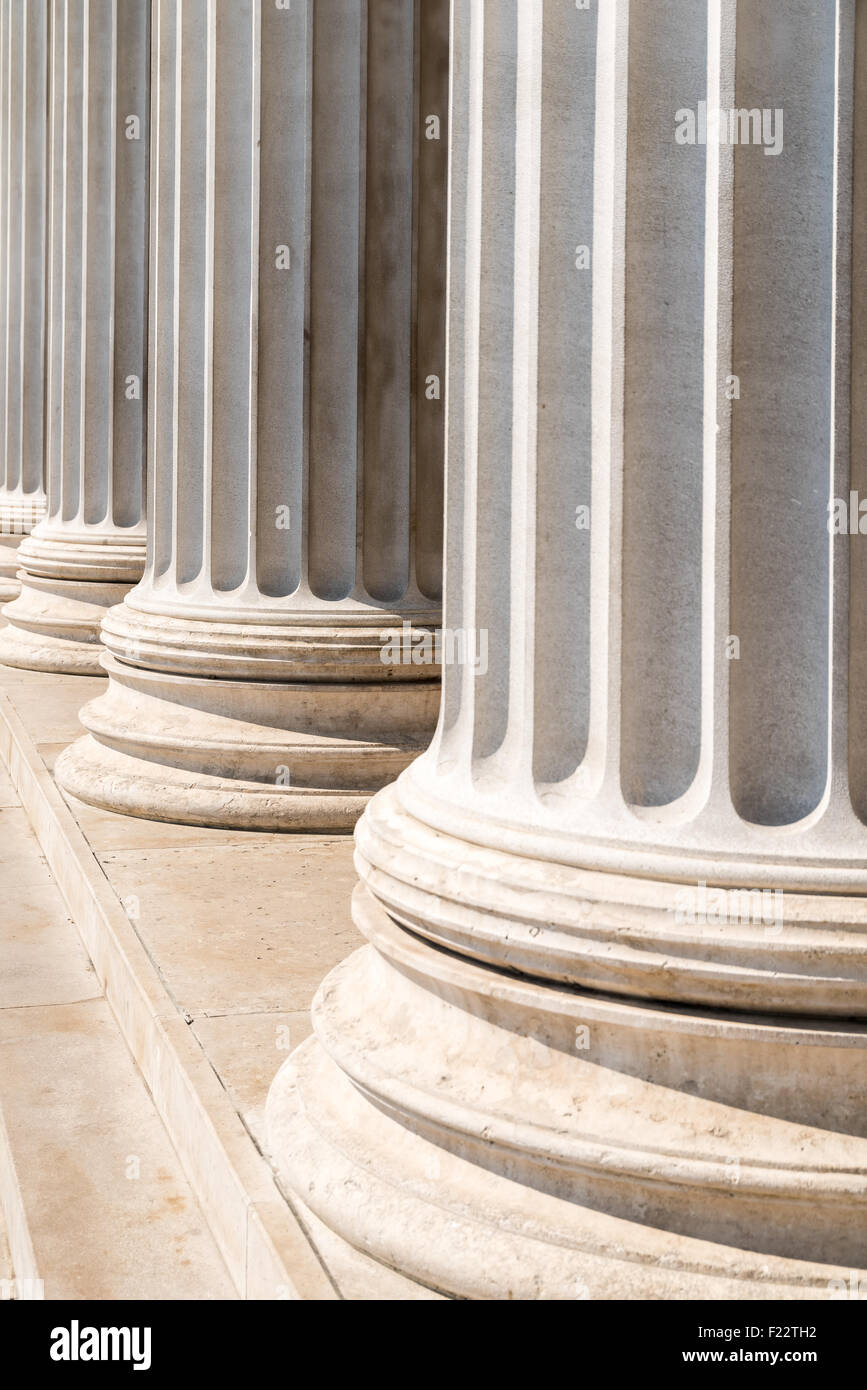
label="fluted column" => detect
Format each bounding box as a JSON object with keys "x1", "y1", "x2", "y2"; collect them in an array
[
  {"x1": 268, "y1": 0, "x2": 867, "y2": 1298},
  {"x1": 0, "y1": 0, "x2": 149, "y2": 673},
  {"x1": 56, "y1": 0, "x2": 446, "y2": 830},
  {"x1": 0, "y1": 0, "x2": 48, "y2": 601}
]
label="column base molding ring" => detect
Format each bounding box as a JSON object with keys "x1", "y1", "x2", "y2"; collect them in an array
[
  {"x1": 266, "y1": 885, "x2": 867, "y2": 1299},
  {"x1": 55, "y1": 654, "x2": 442, "y2": 830},
  {"x1": 0, "y1": 577, "x2": 134, "y2": 675},
  {"x1": 354, "y1": 782, "x2": 867, "y2": 1016}
]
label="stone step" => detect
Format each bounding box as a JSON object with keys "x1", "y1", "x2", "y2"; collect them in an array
[
  {"x1": 0, "y1": 661, "x2": 338, "y2": 1300},
  {"x1": 0, "y1": 1191, "x2": 11, "y2": 1292},
  {"x1": 0, "y1": 762, "x2": 236, "y2": 1300}
]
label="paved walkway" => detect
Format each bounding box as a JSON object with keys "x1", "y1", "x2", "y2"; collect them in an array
[
  {"x1": 4, "y1": 663, "x2": 359, "y2": 1156},
  {"x1": 0, "y1": 651, "x2": 384, "y2": 1297},
  {"x1": 0, "y1": 743, "x2": 235, "y2": 1299}
]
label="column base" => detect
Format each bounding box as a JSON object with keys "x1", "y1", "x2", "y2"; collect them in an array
[
  {"x1": 351, "y1": 782, "x2": 867, "y2": 1016},
  {"x1": 56, "y1": 653, "x2": 441, "y2": 830},
  {"x1": 0, "y1": 494, "x2": 46, "y2": 602},
  {"x1": 0, "y1": 537, "x2": 22, "y2": 602},
  {"x1": 0, "y1": 576, "x2": 135, "y2": 674},
  {"x1": 267, "y1": 882, "x2": 867, "y2": 1299},
  {"x1": 0, "y1": 528, "x2": 144, "y2": 674}
]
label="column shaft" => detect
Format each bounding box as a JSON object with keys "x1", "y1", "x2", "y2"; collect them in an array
[
  {"x1": 268, "y1": 0, "x2": 867, "y2": 1298},
  {"x1": 0, "y1": 0, "x2": 48, "y2": 600},
  {"x1": 0, "y1": 0, "x2": 149, "y2": 673},
  {"x1": 56, "y1": 0, "x2": 448, "y2": 829}
]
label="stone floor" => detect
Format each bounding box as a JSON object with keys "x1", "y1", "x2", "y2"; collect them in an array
[
  {"x1": 31, "y1": 678, "x2": 360, "y2": 1154},
  {"x1": 0, "y1": 1186, "x2": 11, "y2": 1290},
  {"x1": 0, "y1": 649, "x2": 366, "y2": 1298},
  {"x1": 0, "y1": 736, "x2": 235, "y2": 1299}
]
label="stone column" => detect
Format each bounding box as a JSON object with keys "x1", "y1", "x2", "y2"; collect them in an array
[
  {"x1": 57, "y1": 0, "x2": 446, "y2": 830},
  {"x1": 0, "y1": 0, "x2": 149, "y2": 673},
  {"x1": 0, "y1": 0, "x2": 48, "y2": 600},
  {"x1": 268, "y1": 0, "x2": 867, "y2": 1298}
]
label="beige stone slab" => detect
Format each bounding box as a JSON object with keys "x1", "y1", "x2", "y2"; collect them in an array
[
  {"x1": 0, "y1": 761, "x2": 232, "y2": 1298},
  {"x1": 0, "y1": 813, "x2": 99, "y2": 1010},
  {"x1": 0, "y1": 806, "x2": 61, "y2": 884},
  {"x1": 0, "y1": 1053, "x2": 41, "y2": 1298},
  {"x1": 34, "y1": 743, "x2": 65, "y2": 774},
  {"x1": 0, "y1": 761, "x2": 18, "y2": 807},
  {"x1": 245, "y1": 1197, "x2": 340, "y2": 1301},
  {"x1": 154, "y1": 1014, "x2": 336, "y2": 1300},
  {"x1": 0, "y1": 675, "x2": 105, "y2": 744},
  {"x1": 0, "y1": 998, "x2": 236, "y2": 1300},
  {"x1": 98, "y1": 840, "x2": 358, "y2": 1016},
  {"x1": 192, "y1": 1011, "x2": 312, "y2": 1149},
  {"x1": 0, "y1": 1202, "x2": 11, "y2": 1288}
]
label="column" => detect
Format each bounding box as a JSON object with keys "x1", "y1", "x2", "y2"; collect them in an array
[
  {"x1": 56, "y1": 0, "x2": 447, "y2": 831},
  {"x1": 0, "y1": 0, "x2": 48, "y2": 600},
  {"x1": 267, "y1": 0, "x2": 867, "y2": 1298},
  {"x1": 0, "y1": 0, "x2": 149, "y2": 673}
]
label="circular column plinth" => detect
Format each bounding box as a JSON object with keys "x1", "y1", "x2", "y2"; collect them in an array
[
  {"x1": 0, "y1": 540, "x2": 23, "y2": 602},
  {"x1": 267, "y1": 799, "x2": 867, "y2": 1299},
  {"x1": 0, "y1": 531, "x2": 144, "y2": 675},
  {"x1": 56, "y1": 605, "x2": 441, "y2": 830},
  {"x1": 0, "y1": 502, "x2": 47, "y2": 602}
]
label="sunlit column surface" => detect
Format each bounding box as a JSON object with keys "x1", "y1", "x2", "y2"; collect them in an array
[
  {"x1": 0, "y1": 0, "x2": 48, "y2": 600},
  {"x1": 0, "y1": 0, "x2": 150, "y2": 672},
  {"x1": 57, "y1": 0, "x2": 447, "y2": 829},
  {"x1": 269, "y1": 0, "x2": 867, "y2": 1298}
]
